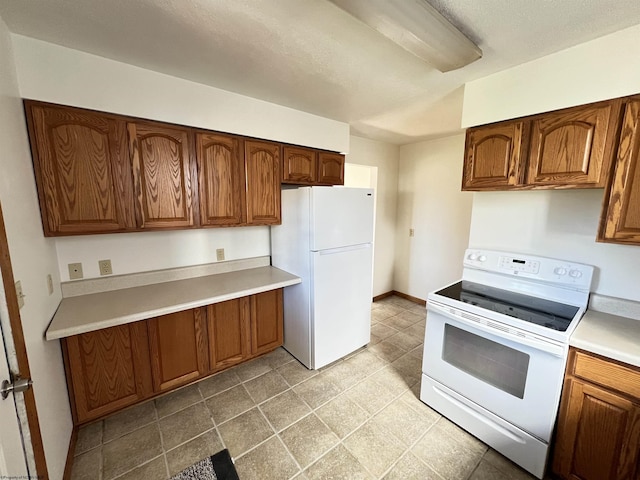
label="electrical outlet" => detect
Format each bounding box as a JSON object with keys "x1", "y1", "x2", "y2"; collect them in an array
[
  {"x1": 409, "y1": 228, "x2": 415, "y2": 237},
  {"x1": 98, "y1": 259, "x2": 113, "y2": 276},
  {"x1": 47, "y1": 274, "x2": 54, "y2": 295},
  {"x1": 216, "y1": 248, "x2": 225, "y2": 261},
  {"x1": 68, "y1": 262, "x2": 83, "y2": 280},
  {"x1": 15, "y1": 281, "x2": 25, "y2": 309}
]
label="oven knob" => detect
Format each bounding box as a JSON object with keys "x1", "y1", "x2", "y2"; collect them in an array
[
  {"x1": 468, "y1": 253, "x2": 478, "y2": 260},
  {"x1": 569, "y1": 269, "x2": 583, "y2": 278},
  {"x1": 554, "y1": 267, "x2": 567, "y2": 276},
  {"x1": 478, "y1": 255, "x2": 487, "y2": 262}
]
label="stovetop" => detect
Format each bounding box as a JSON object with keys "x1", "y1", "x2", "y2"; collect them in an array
[{"x1": 436, "y1": 281, "x2": 580, "y2": 332}]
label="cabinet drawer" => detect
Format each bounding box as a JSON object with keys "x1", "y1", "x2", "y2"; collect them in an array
[{"x1": 570, "y1": 349, "x2": 640, "y2": 400}]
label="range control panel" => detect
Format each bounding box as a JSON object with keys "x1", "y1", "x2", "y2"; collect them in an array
[{"x1": 464, "y1": 249, "x2": 594, "y2": 290}]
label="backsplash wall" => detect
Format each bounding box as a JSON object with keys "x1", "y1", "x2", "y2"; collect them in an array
[
  {"x1": 468, "y1": 189, "x2": 640, "y2": 302},
  {"x1": 55, "y1": 227, "x2": 270, "y2": 281}
]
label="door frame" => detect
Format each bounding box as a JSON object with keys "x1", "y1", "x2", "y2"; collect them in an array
[{"x1": 0, "y1": 203, "x2": 48, "y2": 478}]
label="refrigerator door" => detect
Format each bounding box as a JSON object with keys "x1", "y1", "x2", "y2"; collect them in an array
[
  {"x1": 311, "y1": 243, "x2": 373, "y2": 369},
  {"x1": 310, "y1": 187, "x2": 374, "y2": 251}
]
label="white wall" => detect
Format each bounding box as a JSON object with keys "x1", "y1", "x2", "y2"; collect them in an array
[
  {"x1": 462, "y1": 24, "x2": 640, "y2": 127},
  {"x1": 55, "y1": 228, "x2": 269, "y2": 281},
  {"x1": 469, "y1": 190, "x2": 640, "y2": 301},
  {"x1": 395, "y1": 135, "x2": 473, "y2": 300},
  {"x1": 12, "y1": 35, "x2": 350, "y2": 153},
  {"x1": 346, "y1": 136, "x2": 399, "y2": 296},
  {"x1": 463, "y1": 23, "x2": 640, "y2": 303},
  {"x1": 10, "y1": 35, "x2": 352, "y2": 281},
  {"x1": 0, "y1": 18, "x2": 70, "y2": 480}
]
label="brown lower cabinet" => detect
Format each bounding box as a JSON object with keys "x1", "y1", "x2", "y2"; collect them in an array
[
  {"x1": 552, "y1": 348, "x2": 640, "y2": 480},
  {"x1": 147, "y1": 308, "x2": 209, "y2": 393},
  {"x1": 62, "y1": 289, "x2": 284, "y2": 424}
]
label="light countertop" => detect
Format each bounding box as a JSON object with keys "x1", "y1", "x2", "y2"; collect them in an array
[
  {"x1": 571, "y1": 309, "x2": 640, "y2": 368},
  {"x1": 46, "y1": 266, "x2": 301, "y2": 340}
]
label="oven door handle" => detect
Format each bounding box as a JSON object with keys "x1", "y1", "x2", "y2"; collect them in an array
[{"x1": 428, "y1": 301, "x2": 565, "y2": 357}]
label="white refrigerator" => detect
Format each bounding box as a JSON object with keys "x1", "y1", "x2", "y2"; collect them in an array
[{"x1": 271, "y1": 186, "x2": 375, "y2": 369}]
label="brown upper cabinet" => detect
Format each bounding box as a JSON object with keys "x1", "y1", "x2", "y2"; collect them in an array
[
  {"x1": 598, "y1": 97, "x2": 640, "y2": 244},
  {"x1": 26, "y1": 101, "x2": 349, "y2": 236},
  {"x1": 281, "y1": 147, "x2": 345, "y2": 186},
  {"x1": 196, "y1": 132, "x2": 245, "y2": 226},
  {"x1": 25, "y1": 102, "x2": 136, "y2": 235},
  {"x1": 318, "y1": 152, "x2": 345, "y2": 185},
  {"x1": 463, "y1": 120, "x2": 529, "y2": 190},
  {"x1": 282, "y1": 146, "x2": 317, "y2": 185},
  {"x1": 462, "y1": 99, "x2": 623, "y2": 191},
  {"x1": 245, "y1": 140, "x2": 282, "y2": 225},
  {"x1": 128, "y1": 121, "x2": 198, "y2": 229},
  {"x1": 527, "y1": 100, "x2": 622, "y2": 187}
]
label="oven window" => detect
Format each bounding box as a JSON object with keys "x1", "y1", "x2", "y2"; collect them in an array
[{"x1": 442, "y1": 324, "x2": 530, "y2": 399}]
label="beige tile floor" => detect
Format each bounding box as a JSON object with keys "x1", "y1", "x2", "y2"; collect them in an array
[{"x1": 70, "y1": 296, "x2": 540, "y2": 480}]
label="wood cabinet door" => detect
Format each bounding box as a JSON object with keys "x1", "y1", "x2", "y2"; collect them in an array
[
  {"x1": 25, "y1": 102, "x2": 135, "y2": 236},
  {"x1": 196, "y1": 132, "x2": 245, "y2": 226},
  {"x1": 244, "y1": 140, "x2": 281, "y2": 225},
  {"x1": 553, "y1": 378, "x2": 640, "y2": 480},
  {"x1": 250, "y1": 289, "x2": 283, "y2": 356},
  {"x1": 599, "y1": 98, "x2": 640, "y2": 244},
  {"x1": 462, "y1": 120, "x2": 529, "y2": 190},
  {"x1": 128, "y1": 122, "x2": 197, "y2": 229},
  {"x1": 282, "y1": 146, "x2": 317, "y2": 184},
  {"x1": 527, "y1": 100, "x2": 622, "y2": 187},
  {"x1": 317, "y1": 152, "x2": 345, "y2": 185},
  {"x1": 63, "y1": 322, "x2": 152, "y2": 424},
  {"x1": 207, "y1": 297, "x2": 250, "y2": 371},
  {"x1": 147, "y1": 308, "x2": 208, "y2": 392}
]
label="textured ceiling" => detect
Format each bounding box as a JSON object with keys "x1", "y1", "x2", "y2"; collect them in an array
[{"x1": 1, "y1": 0, "x2": 639, "y2": 144}]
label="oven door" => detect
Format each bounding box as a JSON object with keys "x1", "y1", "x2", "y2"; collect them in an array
[{"x1": 422, "y1": 300, "x2": 567, "y2": 442}]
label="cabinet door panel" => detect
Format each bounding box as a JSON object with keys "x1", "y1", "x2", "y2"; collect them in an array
[
  {"x1": 528, "y1": 101, "x2": 621, "y2": 187},
  {"x1": 196, "y1": 133, "x2": 245, "y2": 225},
  {"x1": 26, "y1": 102, "x2": 134, "y2": 235},
  {"x1": 147, "y1": 309, "x2": 208, "y2": 392},
  {"x1": 553, "y1": 378, "x2": 640, "y2": 480},
  {"x1": 250, "y1": 289, "x2": 283, "y2": 356},
  {"x1": 317, "y1": 152, "x2": 345, "y2": 185},
  {"x1": 245, "y1": 140, "x2": 281, "y2": 225},
  {"x1": 64, "y1": 322, "x2": 152, "y2": 424},
  {"x1": 463, "y1": 121, "x2": 528, "y2": 190},
  {"x1": 207, "y1": 298, "x2": 250, "y2": 371},
  {"x1": 129, "y1": 122, "x2": 196, "y2": 228},
  {"x1": 283, "y1": 146, "x2": 317, "y2": 184},
  {"x1": 599, "y1": 98, "x2": 640, "y2": 244}
]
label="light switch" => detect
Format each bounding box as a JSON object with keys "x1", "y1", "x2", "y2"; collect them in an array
[
  {"x1": 216, "y1": 248, "x2": 225, "y2": 261},
  {"x1": 15, "y1": 281, "x2": 25, "y2": 309}
]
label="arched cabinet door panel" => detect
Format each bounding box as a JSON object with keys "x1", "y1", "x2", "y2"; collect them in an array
[
  {"x1": 25, "y1": 101, "x2": 135, "y2": 235},
  {"x1": 128, "y1": 121, "x2": 197, "y2": 229},
  {"x1": 462, "y1": 120, "x2": 529, "y2": 190},
  {"x1": 244, "y1": 140, "x2": 281, "y2": 225},
  {"x1": 599, "y1": 97, "x2": 640, "y2": 244},
  {"x1": 527, "y1": 100, "x2": 622, "y2": 187},
  {"x1": 196, "y1": 132, "x2": 245, "y2": 226},
  {"x1": 282, "y1": 146, "x2": 317, "y2": 185},
  {"x1": 317, "y1": 152, "x2": 345, "y2": 185}
]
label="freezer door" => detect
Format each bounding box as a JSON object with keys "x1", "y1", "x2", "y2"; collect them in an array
[
  {"x1": 311, "y1": 243, "x2": 373, "y2": 369},
  {"x1": 310, "y1": 187, "x2": 374, "y2": 251}
]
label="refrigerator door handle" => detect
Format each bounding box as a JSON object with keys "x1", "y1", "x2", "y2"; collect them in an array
[{"x1": 316, "y1": 243, "x2": 372, "y2": 255}]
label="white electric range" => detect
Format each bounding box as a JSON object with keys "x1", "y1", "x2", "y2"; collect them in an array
[{"x1": 421, "y1": 249, "x2": 594, "y2": 479}]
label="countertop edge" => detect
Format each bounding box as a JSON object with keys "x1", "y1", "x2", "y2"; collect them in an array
[
  {"x1": 46, "y1": 267, "x2": 300, "y2": 341},
  {"x1": 570, "y1": 308, "x2": 640, "y2": 369}
]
